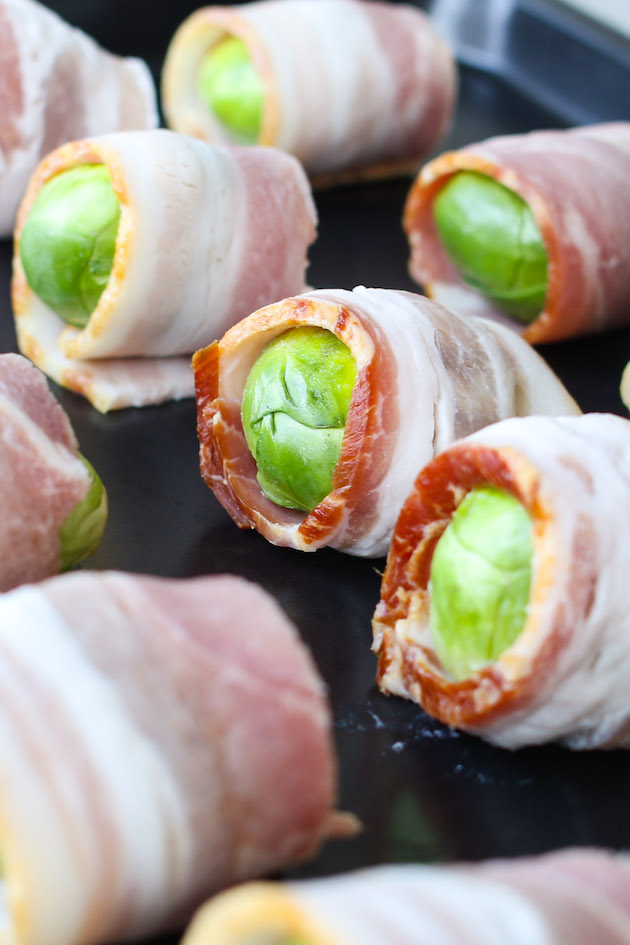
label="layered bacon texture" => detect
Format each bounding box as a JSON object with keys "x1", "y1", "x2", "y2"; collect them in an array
[
  {"x1": 404, "y1": 122, "x2": 630, "y2": 344},
  {"x1": 161, "y1": 0, "x2": 456, "y2": 185},
  {"x1": 374, "y1": 413, "x2": 630, "y2": 749},
  {"x1": 12, "y1": 129, "x2": 317, "y2": 411},
  {"x1": 193, "y1": 287, "x2": 579, "y2": 558},
  {"x1": 179, "y1": 847, "x2": 630, "y2": 945},
  {"x1": 0, "y1": 0, "x2": 157, "y2": 237},
  {"x1": 0, "y1": 352, "x2": 103, "y2": 590},
  {"x1": 0, "y1": 569, "x2": 347, "y2": 945}
]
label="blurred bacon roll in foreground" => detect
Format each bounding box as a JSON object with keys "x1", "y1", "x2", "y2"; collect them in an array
[
  {"x1": 404, "y1": 122, "x2": 630, "y2": 344},
  {"x1": 12, "y1": 129, "x2": 317, "y2": 412},
  {"x1": 0, "y1": 0, "x2": 157, "y2": 237},
  {"x1": 373, "y1": 413, "x2": 630, "y2": 749},
  {"x1": 193, "y1": 286, "x2": 579, "y2": 558},
  {"x1": 0, "y1": 352, "x2": 106, "y2": 590},
  {"x1": 179, "y1": 847, "x2": 630, "y2": 945},
  {"x1": 161, "y1": 0, "x2": 456, "y2": 185},
  {"x1": 0, "y1": 570, "x2": 348, "y2": 945}
]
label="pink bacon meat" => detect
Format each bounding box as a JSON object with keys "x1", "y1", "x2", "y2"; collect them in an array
[{"x1": 404, "y1": 122, "x2": 630, "y2": 344}]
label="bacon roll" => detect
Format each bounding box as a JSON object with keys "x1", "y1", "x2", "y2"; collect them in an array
[
  {"x1": 12, "y1": 128, "x2": 317, "y2": 411},
  {"x1": 0, "y1": 0, "x2": 157, "y2": 237},
  {"x1": 0, "y1": 569, "x2": 347, "y2": 945},
  {"x1": 404, "y1": 122, "x2": 630, "y2": 344},
  {"x1": 373, "y1": 412, "x2": 630, "y2": 749},
  {"x1": 0, "y1": 352, "x2": 106, "y2": 591},
  {"x1": 193, "y1": 286, "x2": 580, "y2": 558},
  {"x1": 179, "y1": 847, "x2": 630, "y2": 945},
  {"x1": 161, "y1": 0, "x2": 456, "y2": 185}
]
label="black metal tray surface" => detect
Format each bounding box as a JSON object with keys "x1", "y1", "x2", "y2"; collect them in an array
[{"x1": 3, "y1": 0, "x2": 630, "y2": 914}]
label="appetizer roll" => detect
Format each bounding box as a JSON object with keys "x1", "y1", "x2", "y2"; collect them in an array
[
  {"x1": 193, "y1": 286, "x2": 580, "y2": 558},
  {"x1": 0, "y1": 0, "x2": 157, "y2": 237},
  {"x1": 0, "y1": 570, "x2": 348, "y2": 945},
  {"x1": 161, "y1": 0, "x2": 456, "y2": 184},
  {"x1": 373, "y1": 413, "x2": 630, "y2": 749},
  {"x1": 179, "y1": 848, "x2": 630, "y2": 945},
  {"x1": 404, "y1": 122, "x2": 630, "y2": 344},
  {"x1": 0, "y1": 352, "x2": 106, "y2": 591},
  {"x1": 12, "y1": 129, "x2": 317, "y2": 411}
]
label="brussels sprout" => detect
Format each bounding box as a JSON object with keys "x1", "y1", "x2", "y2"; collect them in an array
[
  {"x1": 59, "y1": 456, "x2": 108, "y2": 571},
  {"x1": 241, "y1": 327, "x2": 357, "y2": 512},
  {"x1": 198, "y1": 35, "x2": 264, "y2": 143},
  {"x1": 19, "y1": 164, "x2": 121, "y2": 328},
  {"x1": 428, "y1": 485, "x2": 533, "y2": 680},
  {"x1": 433, "y1": 170, "x2": 548, "y2": 323}
]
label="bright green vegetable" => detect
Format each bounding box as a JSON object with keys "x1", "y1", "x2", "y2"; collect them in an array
[
  {"x1": 59, "y1": 456, "x2": 108, "y2": 571},
  {"x1": 241, "y1": 327, "x2": 357, "y2": 512},
  {"x1": 428, "y1": 485, "x2": 533, "y2": 680},
  {"x1": 19, "y1": 164, "x2": 121, "y2": 328},
  {"x1": 433, "y1": 170, "x2": 548, "y2": 323},
  {"x1": 198, "y1": 35, "x2": 264, "y2": 143}
]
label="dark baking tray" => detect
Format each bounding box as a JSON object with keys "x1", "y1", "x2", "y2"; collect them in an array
[{"x1": 3, "y1": 0, "x2": 630, "y2": 916}]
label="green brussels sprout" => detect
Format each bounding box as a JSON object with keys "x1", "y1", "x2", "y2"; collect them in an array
[
  {"x1": 433, "y1": 170, "x2": 548, "y2": 323},
  {"x1": 198, "y1": 35, "x2": 264, "y2": 143},
  {"x1": 59, "y1": 456, "x2": 108, "y2": 571},
  {"x1": 19, "y1": 164, "x2": 121, "y2": 328},
  {"x1": 428, "y1": 485, "x2": 533, "y2": 680},
  {"x1": 241, "y1": 327, "x2": 357, "y2": 512}
]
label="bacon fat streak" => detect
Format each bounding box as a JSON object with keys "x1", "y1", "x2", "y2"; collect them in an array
[
  {"x1": 374, "y1": 413, "x2": 630, "y2": 749},
  {"x1": 0, "y1": 570, "x2": 344, "y2": 945},
  {"x1": 12, "y1": 129, "x2": 317, "y2": 411},
  {"x1": 193, "y1": 287, "x2": 580, "y2": 558},
  {"x1": 404, "y1": 122, "x2": 630, "y2": 344},
  {"x1": 0, "y1": 0, "x2": 157, "y2": 237}
]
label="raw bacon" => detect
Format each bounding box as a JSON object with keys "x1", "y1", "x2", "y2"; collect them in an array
[
  {"x1": 162, "y1": 0, "x2": 456, "y2": 184},
  {"x1": 404, "y1": 122, "x2": 630, "y2": 344},
  {"x1": 0, "y1": 352, "x2": 101, "y2": 590},
  {"x1": 12, "y1": 129, "x2": 317, "y2": 411},
  {"x1": 194, "y1": 286, "x2": 580, "y2": 558},
  {"x1": 0, "y1": 569, "x2": 347, "y2": 945},
  {"x1": 179, "y1": 847, "x2": 630, "y2": 945},
  {"x1": 373, "y1": 413, "x2": 630, "y2": 749},
  {"x1": 0, "y1": 0, "x2": 157, "y2": 237}
]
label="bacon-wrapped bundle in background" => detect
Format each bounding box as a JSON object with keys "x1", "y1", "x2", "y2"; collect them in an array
[
  {"x1": 373, "y1": 413, "x2": 630, "y2": 749},
  {"x1": 179, "y1": 847, "x2": 630, "y2": 944},
  {"x1": 404, "y1": 122, "x2": 630, "y2": 344},
  {"x1": 0, "y1": 352, "x2": 105, "y2": 590},
  {"x1": 193, "y1": 286, "x2": 579, "y2": 558},
  {"x1": 0, "y1": 0, "x2": 157, "y2": 237},
  {"x1": 161, "y1": 0, "x2": 456, "y2": 185},
  {"x1": 12, "y1": 129, "x2": 317, "y2": 411},
  {"x1": 0, "y1": 569, "x2": 347, "y2": 945}
]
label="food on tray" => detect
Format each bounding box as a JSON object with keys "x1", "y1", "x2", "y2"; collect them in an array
[
  {"x1": 193, "y1": 286, "x2": 580, "y2": 558},
  {"x1": 178, "y1": 847, "x2": 630, "y2": 944},
  {"x1": 373, "y1": 412, "x2": 630, "y2": 749},
  {"x1": 0, "y1": 569, "x2": 348, "y2": 945},
  {"x1": 0, "y1": 0, "x2": 157, "y2": 238},
  {"x1": 404, "y1": 122, "x2": 630, "y2": 343},
  {"x1": 0, "y1": 352, "x2": 106, "y2": 591},
  {"x1": 161, "y1": 0, "x2": 456, "y2": 184},
  {"x1": 12, "y1": 129, "x2": 317, "y2": 411}
]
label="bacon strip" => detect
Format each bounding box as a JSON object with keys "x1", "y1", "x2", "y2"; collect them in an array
[
  {"x1": 0, "y1": 0, "x2": 157, "y2": 237},
  {"x1": 193, "y1": 286, "x2": 580, "y2": 558},
  {"x1": 161, "y1": 0, "x2": 456, "y2": 185},
  {"x1": 374, "y1": 412, "x2": 630, "y2": 749},
  {"x1": 0, "y1": 352, "x2": 98, "y2": 590},
  {"x1": 12, "y1": 129, "x2": 317, "y2": 412},
  {"x1": 404, "y1": 122, "x2": 630, "y2": 344},
  {"x1": 0, "y1": 569, "x2": 346, "y2": 945},
  {"x1": 180, "y1": 847, "x2": 630, "y2": 945}
]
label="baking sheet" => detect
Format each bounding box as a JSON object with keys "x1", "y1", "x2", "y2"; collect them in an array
[{"x1": 4, "y1": 0, "x2": 630, "y2": 920}]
